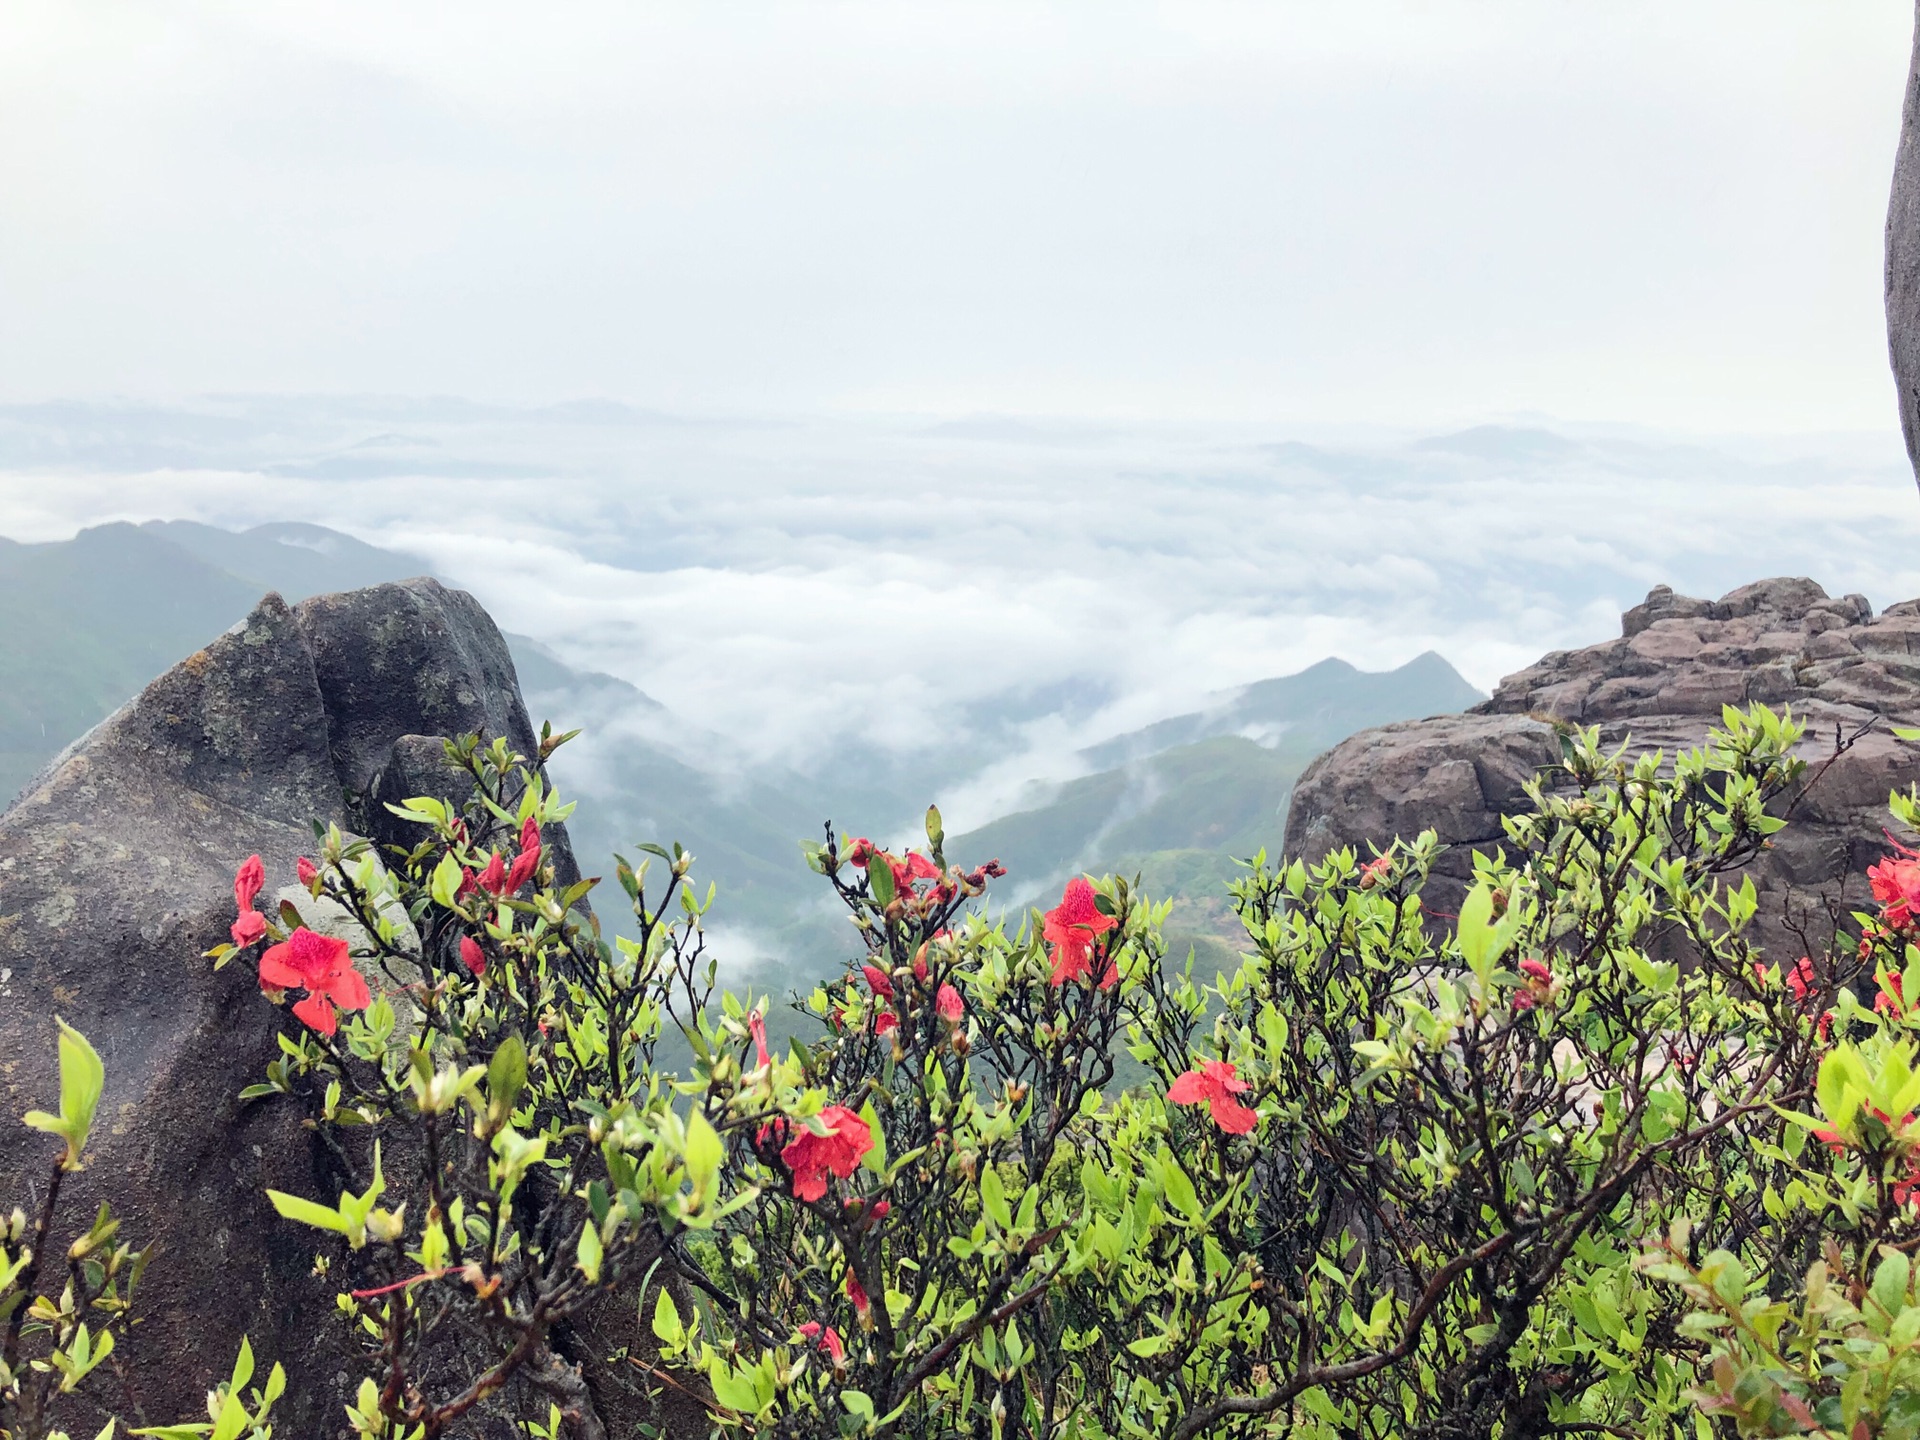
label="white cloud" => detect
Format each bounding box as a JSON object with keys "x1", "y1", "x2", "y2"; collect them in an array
[{"x1": 3, "y1": 404, "x2": 1917, "y2": 832}]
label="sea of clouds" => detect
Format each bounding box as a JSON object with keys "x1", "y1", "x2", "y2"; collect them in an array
[{"x1": 4, "y1": 397, "x2": 1919, "y2": 832}]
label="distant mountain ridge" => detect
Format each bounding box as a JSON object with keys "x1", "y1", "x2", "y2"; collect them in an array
[
  {"x1": 952, "y1": 652, "x2": 1485, "y2": 909},
  {"x1": 1082, "y1": 652, "x2": 1484, "y2": 769},
  {"x1": 0, "y1": 518, "x2": 1486, "y2": 987}
]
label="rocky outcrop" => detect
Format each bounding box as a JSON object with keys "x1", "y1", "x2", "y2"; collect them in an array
[
  {"x1": 1283, "y1": 578, "x2": 1920, "y2": 943},
  {"x1": 0, "y1": 579, "x2": 634, "y2": 1436},
  {"x1": 1889, "y1": 0, "x2": 1920, "y2": 487}
]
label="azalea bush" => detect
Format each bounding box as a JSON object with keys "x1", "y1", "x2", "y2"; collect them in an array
[{"x1": 189, "y1": 703, "x2": 1920, "y2": 1438}]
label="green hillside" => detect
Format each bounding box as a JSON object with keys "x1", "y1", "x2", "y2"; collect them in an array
[
  {"x1": 0, "y1": 519, "x2": 1484, "y2": 1001},
  {"x1": 950, "y1": 653, "x2": 1486, "y2": 978}
]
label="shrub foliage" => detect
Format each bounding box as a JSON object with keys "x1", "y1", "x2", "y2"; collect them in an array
[{"x1": 20, "y1": 705, "x2": 1920, "y2": 1437}]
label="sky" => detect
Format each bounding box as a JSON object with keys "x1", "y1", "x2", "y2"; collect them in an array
[
  {"x1": 1, "y1": 1, "x2": 1913, "y2": 431},
  {"x1": 3, "y1": 3, "x2": 1920, "y2": 822}
]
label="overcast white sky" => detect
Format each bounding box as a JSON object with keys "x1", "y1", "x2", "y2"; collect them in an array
[{"x1": 2, "y1": 1, "x2": 1914, "y2": 432}]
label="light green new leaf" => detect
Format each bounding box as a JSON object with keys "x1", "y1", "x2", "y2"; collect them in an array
[
  {"x1": 264, "y1": 1190, "x2": 350, "y2": 1234},
  {"x1": 24, "y1": 1019, "x2": 106, "y2": 1170}
]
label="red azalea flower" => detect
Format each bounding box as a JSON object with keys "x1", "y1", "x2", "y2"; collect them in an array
[
  {"x1": 1167, "y1": 1058, "x2": 1258, "y2": 1135},
  {"x1": 1871, "y1": 852, "x2": 1920, "y2": 928},
  {"x1": 1813, "y1": 1126, "x2": 1848, "y2": 1156},
  {"x1": 1358, "y1": 854, "x2": 1392, "y2": 889},
  {"x1": 231, "y1": 910, "x2": 267, "y2": 947},
  {"x1": 936, "y1": 983, "x2": 964, "y2": 1023},
  {"x1": 520, "y1": 815, "x2": 541, "y2": 853},
  {"x1": 234, "y1": 854, "x2": 264, "y2": 913},
  {"x1": 505, "y1": 846, "x2": 541, "y2": 894},
  {"x1": 1818, "y1": 1009, "x2": 1835, "y2": 1041},
  {"x1": 258, "y1": 927, "x2": 372, "y2": 1037},
  {"x1": 1786, "y1": 956, "x2": 1816, "y2": 1003},
  {"x1": 870, "y1": 1198, "x2": 890, "y2": 1220},
  {"x1": 476, "y1": 852, "x2": 507, "y2": 895},
  {"x1": 845, "y1": 837, "x2": 874, "y2": 867},
  {"x1": 861, "y1": 964, "x2": 895, "y2": 1001},
  {"x1": 749, "y1": 1010, "x2": 771, "y2": 1067},
  {"x1": 1880, "y1": 971, "x2": 1908, "y2": 1016},
  {"x1": 459, "y1": 936, "x2": 487, "y2": 977},
  {"x1": 845, "y1": 1269, "x2": 871, "y2": 1325},
  {"x1": 296, "y1": 856, "x2": 319, "y2": 886},
  {"x1": 1044, "y1": 878, "x2": 1117, "y2": 987},
  {"x1": 890, "y1": 852, "x2": 940, "y2": 891},
  {"x1": 874, "y1": 1012, "x2": 898, "y2": 1037},
  {"x1": 1518, "y1": 957, "x2": 1552, "y2": 983},
  {"x1": 1898, "y1": 1159, "x2": 1920, "y2": 1208},
  {"x1": 798, "y1": 1322, "x2": 846, "y2": 1363},
  {"x1": 780, "y1": 1105, "x2": 873, "y2": 1201}
]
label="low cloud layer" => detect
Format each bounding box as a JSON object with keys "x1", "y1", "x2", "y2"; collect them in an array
[{"x1": 3, "y1": 400, "x2": 1916, "y2": 831}]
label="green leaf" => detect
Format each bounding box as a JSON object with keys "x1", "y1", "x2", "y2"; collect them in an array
[
  {"x1": 430, "y1": 852, "x2": 463, "y2": 909},
  {"x1": 980, "y1": 1167, "x2": 1013, "y2": 1231},
  {"x1": 228, "y1": 1336, "x2": 254, "y2": 1395},
  {"x1": 23, "y1": 1020, "x2": 105, "y2": 1168},
  {"x1": 868, "y1": 854, "x2": 896, "y2": 906},
  {"x1": 487, "y1": 1034, "x2": 527, "y2": 1115},
  {"x1": 576, "y1": 1217, "x2": 603, "y2": 1285},
  {"x1": 1126, "y1": 1334, "x2": 1170, "y2": 1357},
  {"x1": 652, "y1": 1288, "x2": 686, "y2": 1349},
  {"x1": 208, "y1": 1389, "x2": 249, "y2": 1440},
  {"x1": 859, "y1": 1099, "x2": 887, "y2": 1176},
  {"x1": 264, "y1": 1190, "x2": 350, "y2": 1234},
  {"x1": 683, "y1": 1110, "x2": 723, "y2": 1201}
]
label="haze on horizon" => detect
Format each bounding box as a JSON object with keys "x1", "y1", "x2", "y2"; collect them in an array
[{"x1": 1, "y1": 0, "x2": 1912, "y2": 434}]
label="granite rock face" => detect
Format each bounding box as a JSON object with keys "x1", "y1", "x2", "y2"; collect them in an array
[
  {"x1": 1283, "y1": 578, "x2": 1920, "y2": 940},
  {"x1": 0, "y1": 578, "x2": 628, "y2": 1436},
  {"x1": 1888, "y1": 0, "x2": 1920, "y2": 488}
]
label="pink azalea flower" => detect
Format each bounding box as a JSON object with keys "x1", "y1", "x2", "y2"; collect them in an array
[
  {"x1": 233, "y1": 855, "x2": 264, "y2": 913},
  {"x1": 780, "y1": 1105, "x2": 873, "y2": 1202},
  {"x1": 1044, "y1": 878, "x2": 1117, "y2": 987},
  {"x1": 230, "y1": 910, "x2": 267, "y2": 947},
  {"x1": 748, "y1": 1010, "x2": 771, "y2": 1067},
  {"x1": 1167, "y1": 1058, "x2": 1257, "y2": 1134},
  {"x1": 258, "y1": 927, "x2": 372, "y2": 1037}
]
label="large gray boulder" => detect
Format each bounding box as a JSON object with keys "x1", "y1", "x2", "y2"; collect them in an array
[
  {"x1": 1890, "y1": 0, "x2": 1920, "y2": 486},
  {"x1": 1284, "y1": 578, "x2": 1920, "y2": 947},
  {"x1": 0, "y1": 579, "x2": 633, "y2": 1436}
]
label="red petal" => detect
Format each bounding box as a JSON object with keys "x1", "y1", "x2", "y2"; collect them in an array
[
  {"x1": 506, "y1": 849, "x2": 540, "y2": 894},
  {"x1": 323, "y1": 963, "x2": 372, "y2": 1012},
  {"x1": 1167, "y1": 1071, "x2": 1207, "y2": 1105},
  {"x1": 233, "y1": 854, "x2": 264, "y2": 912},
  {"x1": 258, "y1": 944, "x2": 304, "y2": 991},
  {"x1": 292, "y1": 992, "x2": 338, "y2": 1036},
  {"x1": 460, "y1": 936, "x2": 487, "y2": 977},
  {"x1": 477, "y1": 853, "x2": 507, "y2": 894},
  {"x1": 1210, "y1": 1097, "x2": 1258, "y2": 1134}
]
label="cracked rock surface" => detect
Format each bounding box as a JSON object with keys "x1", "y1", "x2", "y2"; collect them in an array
[{"x1": 1282, "y1": 577, "x2": 1920, "y2": 948}]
